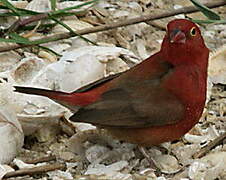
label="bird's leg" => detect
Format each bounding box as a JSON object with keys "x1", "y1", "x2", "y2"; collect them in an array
[
  {"x1": 138, "y1": 146, "x2": 157, "y2": 169},
  {"x1": 138, "y1": 146, "x2": 161, "y2": 175}
]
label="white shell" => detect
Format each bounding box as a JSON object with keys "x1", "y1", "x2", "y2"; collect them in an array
[
  {"x1": 0, "y1": 50, "x2": 21, "y2": 72},
  {"x1": 0, "y1": 81, "x2": 24, "y2": 164},
  {"x1": 52, "y1": 20, "x2": 97, "y2": 49},
  {"x1": 85, "y1": 160, "x2": 129, "y2": 176},
  {"x1": 11, "y1": 56, "x2": 50, "y2": 85},
  {"x1": 188, "y1": 152, "x2": 226, "y2": 180},
  {"x1": 52, "y1": 20, "x2": 94, "y2": 34},
  {"x1": 153, "y1": 154, "x2": 181, "y2": 174},
  {"x1": 57, "y1": 1, "x2": 93, "y2": 12},
  {"x1": 47, "y1": 170, "x2": 74, "y2": 180},
  {"x1": 6, "y1": 46, "x2": 139, "y2": 136},
  {"x1": 0, "y1": 165, "x2": 14, "y2": 179},
  {"x1": 86, "y1": 145, "x2": 109, "y2": 163},
  {"x1": 31, "y1": 46, "x2": 139, "y2": 92},
  {"x1": 15, "y1": 93, "x2": 67, "y2": 135},
  {"x1": 25, "y1": 0, "x2": 51, "y2": 12}
]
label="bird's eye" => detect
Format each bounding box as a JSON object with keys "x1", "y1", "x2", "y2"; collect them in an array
[{"x1": 190, "y1": 27, "x2": 196, "y2": 36}]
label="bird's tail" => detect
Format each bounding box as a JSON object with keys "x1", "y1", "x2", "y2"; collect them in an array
[
  {"x1": 14, "y1": 86, "x2": 68, "y2": 99},
  {"x1": 14, "y1": 86, "x2": 77, "y2": 111}
]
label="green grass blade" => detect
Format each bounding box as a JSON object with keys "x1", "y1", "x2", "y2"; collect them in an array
[
  {"x1": 0, "y1": 12, "x2": 18, "y2": 17},
  {"x1": 8, "y1": 33, "x2": 30, "y2": 44},
  {"x1": 49, "y1": 16, "x2": 97, "y2": 45},
  {"x1": 192, "y1": 19, "x2": 226, "y2": 24},
  {"x1": 0, "y1": 37, "x2": 21, "y2": 43},
  {"x1": 0, "y1": 5, "x2": 40, "y2": 16},
  {"x1": 50, "y1": 0, "x2": 57, "y2": 11},
  {"x1": 18, "y1": 23, "x2": 57, "y2": 31},
  {"x1": 0, "y1": 5, "x2": 11, "y2": 9},
  {"x1": 51, "y1": 0, "x2": 98, "y2": 15},
  {"x1": 1, "y1": 0, "x2": 20, "y2": 16},
  {"x1": 38, "y1": 45, "x2": 62, "y2": 57},
  {"x1": 190, "y1": 0, "x2": 221, "y2": 20},
  {"x1": 16, "y1": 8, "x2": 41, "y2": 16}
]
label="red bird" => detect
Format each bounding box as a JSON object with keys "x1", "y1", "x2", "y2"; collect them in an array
[{"x1": 15, "y1": 19, "x2": 209, "y2": 146}]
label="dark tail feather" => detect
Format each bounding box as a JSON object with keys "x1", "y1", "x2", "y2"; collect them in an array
[
  {"x1": 14, "y1": 86, "x2": 79, "y2": 112},
  {"x1": 14, "y1": 86, "x2": 67, "y2": 98}
]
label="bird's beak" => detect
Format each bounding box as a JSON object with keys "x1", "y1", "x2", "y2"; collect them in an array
[{"x1": 170, "y1": 29, "x2": 186, "y2": 44}]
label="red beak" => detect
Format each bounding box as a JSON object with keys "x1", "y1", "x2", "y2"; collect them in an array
[{"x1": 170, "y1": 29, "x2": 186, "y2": 44}]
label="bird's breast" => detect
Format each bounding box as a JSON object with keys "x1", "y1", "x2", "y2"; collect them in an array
[{"x1": 164, "y1": 65, "x2": 207, "y2": 107}]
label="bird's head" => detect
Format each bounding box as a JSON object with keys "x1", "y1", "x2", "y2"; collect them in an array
[{"x1": 161, "y1": 19, "x2": 209, "y2": 66}]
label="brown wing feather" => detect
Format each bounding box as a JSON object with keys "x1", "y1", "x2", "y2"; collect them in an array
[{"x1": 70, "y1": 58, "x2": 185, "y2": 128}]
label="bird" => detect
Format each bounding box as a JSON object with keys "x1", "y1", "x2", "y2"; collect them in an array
[{"x1": 14, "y1": 19, "x2": 209, "y2": 148}]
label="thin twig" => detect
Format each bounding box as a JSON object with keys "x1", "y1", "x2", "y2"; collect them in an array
[
  {"x1": 23, "y1": 155, "x2": 56, "y2": 164},
  {"x1": 6, "y1": 0, "x2": 98, "y2": 33},
  {"x1": 0, "y1": 0, "x2": 225, "y2": 53},
  {"x1": 3, "y1": 163, "x2": 66, "y2": 179},
  {"x1": 193, "y1": 131, "x2": 226, "y2": 159},
  {"x1": 7, "y1": 14, "x2": 48, "y2": 33}
]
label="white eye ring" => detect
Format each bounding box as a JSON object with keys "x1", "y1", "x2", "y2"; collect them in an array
[{"x1": 190, "y1": 27, "x2": 196, "y2": 36}]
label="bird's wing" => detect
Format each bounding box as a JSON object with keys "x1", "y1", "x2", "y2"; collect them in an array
[
  {"x1": 70, "y1": 58, "x2": 185, "y2": 128},
  {"x1": 75, "y1": 72, "x2": 123, "y2": 93}
]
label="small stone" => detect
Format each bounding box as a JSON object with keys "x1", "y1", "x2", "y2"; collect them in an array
[{"x1": 154, "y1": 155, "x2": 181, "y2": 174}]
